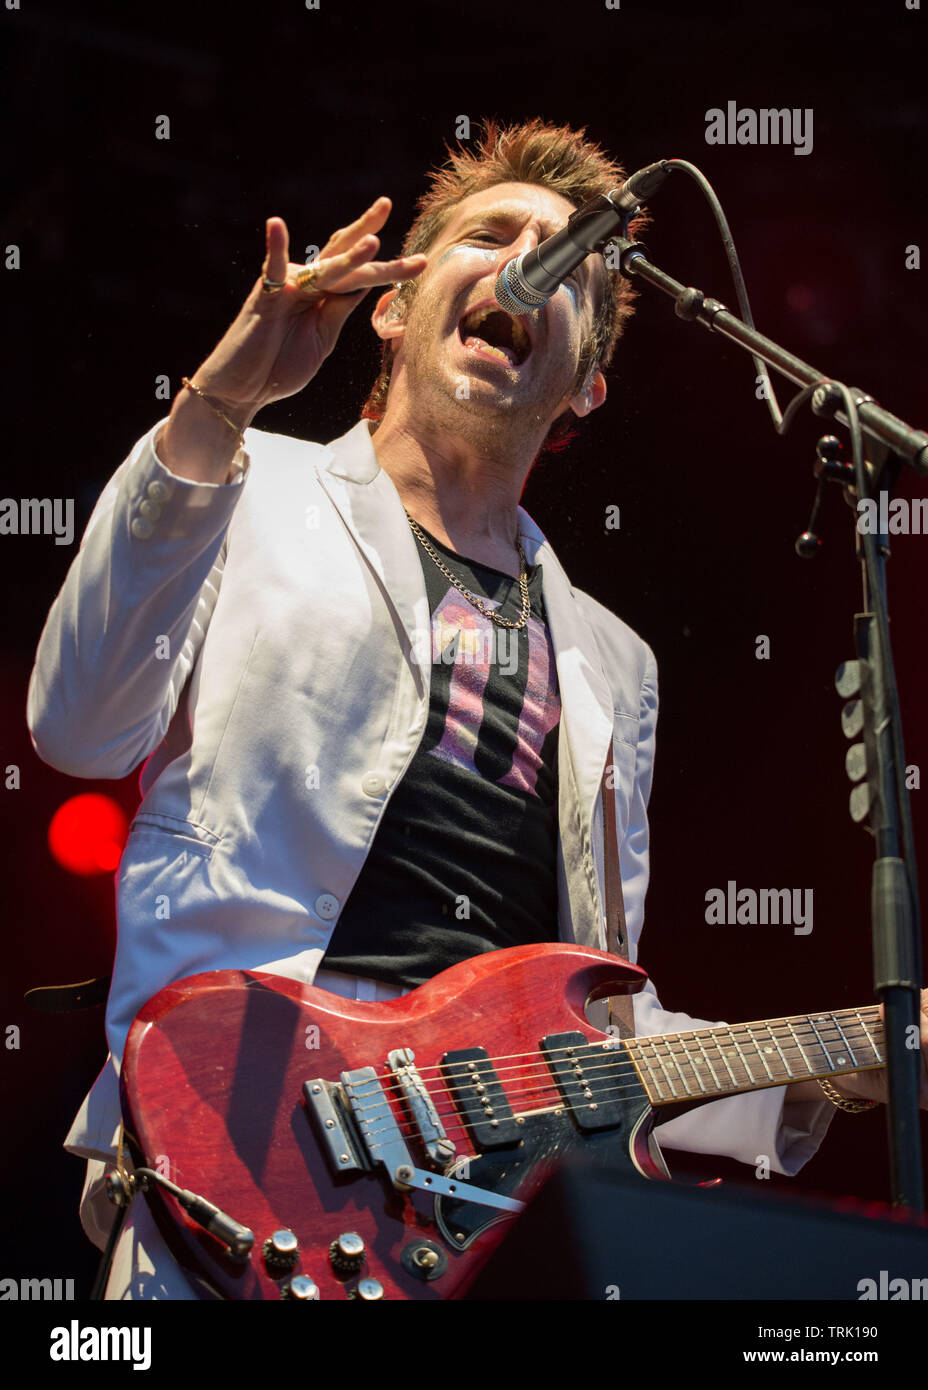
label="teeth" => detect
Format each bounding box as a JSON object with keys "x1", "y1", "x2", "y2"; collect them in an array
[
  {"x1": 465, "y1": 305, "x2": 495, "y2": 331},
  {"x1": 464, "y1": 336, "x2": 516, "y2": 365}
]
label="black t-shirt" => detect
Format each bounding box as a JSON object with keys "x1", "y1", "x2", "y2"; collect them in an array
[{"x1": 321, "y1": 522, "x2": 561, "y2": 987}]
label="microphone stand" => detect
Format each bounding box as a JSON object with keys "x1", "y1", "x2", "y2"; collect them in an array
[{"x1": 609, "y1": 232, "x2": 926, "y2": 1210}]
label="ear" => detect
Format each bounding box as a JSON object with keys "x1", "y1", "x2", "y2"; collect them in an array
[
  {"x1": 565, "y1": 367, "x2": 607, "y2": 419},
  {"x1": 371, "y1": 287, "x2": 406, "y2": 345}
]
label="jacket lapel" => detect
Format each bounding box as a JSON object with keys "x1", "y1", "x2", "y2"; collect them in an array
[
  {"x1": 517, "y1": 511, "x2": 614, "y2": 828},
  {"x1": 517, "y1": 511, "x2": 614, "y2": 949},
  {"x1": 313, "y1": 420, "x2": 432, "y2": 696}
]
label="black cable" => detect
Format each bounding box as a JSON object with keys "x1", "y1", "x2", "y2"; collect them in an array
[
  {"x1": 826, "y1": 381, "x2": 922, "y2": 966},
  {"x1": 662, "y1": 158, "x2": 807, "y2": 436},
  {"x1": 657, "y1": 161, "x2": 920, "y2": 927},
  {"x1": 89, "y1": 1189, "x2": 133, "y2": 1301}
]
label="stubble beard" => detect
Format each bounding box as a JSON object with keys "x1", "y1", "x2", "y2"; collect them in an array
[{"x1": 399, "y1": 293, "x2": 571, "y2": 464}]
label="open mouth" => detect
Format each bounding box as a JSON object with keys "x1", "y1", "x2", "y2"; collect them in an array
[{"x1": 458, "y1": 304, "x2": 531, "y2": 367}]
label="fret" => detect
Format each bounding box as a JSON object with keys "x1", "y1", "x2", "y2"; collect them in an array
[
  {"x1": 831, "y1": 1015, "x2": 860, "y2": 1072},
  {"x1": 833, "y1": 1017, "x2": 861, "y2": 1067},
  {"x1": 729, "y1": 1027, "x2": 757, "y2": 1087},
  {"x1": 708, "y1": 1028, "x2": 739, "y2": 1089},
  {"x1": 677, "y1": 1035, "x2": 707, "y2": 1094},
  {"x1": 854, "y1": 1008, "x2": 883, "y2": 1065},
  {"x1": 770, "y1": 1021, "x2": 803, "y2": 1078},
  {"x1": 692, "y1": 1032, "x2": 722, "y2": 1091},
  {"x1": 639, "y1": 1007, "x2": 887, "y2": 1109},
  {"x1": 625, "y1": 1039, "x2": 660, "y2": 1101},
  {"x1": 653, "y1": 1039, "x2": 682, "y2": 1099},
  {"x1": 846, "y1": 1021, "x2": 877, "y2": 1054},
  {"x1": 761, "y1": 1021, "x2": 792, "y2": 1080},
  {"x1": 630, "y1": 1045, "x2": 666, "y2": 1106},
  {"x1": 745, "y1": 1024, "x2": 776, "y2": 1082},
  {"x1": 696, "y1": 1025, "x2": 759, "y2": 1092},
  {"x1": 658, "y1": 1035, "x2": 695, "y2": 1096},
  {"x1": 636, "y1": 1037, "x2": 678, "y2": 1101},
  {"x1": 785, "y1": 1017, "x2": 814, "y2": 1078},
  {"x1": 806, "y1": 1014, "x2": 837, "y2": 1073}
]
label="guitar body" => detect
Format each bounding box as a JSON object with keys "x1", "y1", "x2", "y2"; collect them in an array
[{"x1": 120, "y1": 943, "x2": 668, "y2": 1300}]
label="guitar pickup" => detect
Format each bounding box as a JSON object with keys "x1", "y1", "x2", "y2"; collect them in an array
[
  {"x1": 441, "y1": 1047, "x2": 520, "y2": 1149},
  {"x1": 540, "y1": 1031, "x2": 626, "y2": 1131}
]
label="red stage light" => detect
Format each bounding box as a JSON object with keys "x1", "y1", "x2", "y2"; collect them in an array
[{"x1": 47, "y1": 794, "x2": 129, "y2": 876}]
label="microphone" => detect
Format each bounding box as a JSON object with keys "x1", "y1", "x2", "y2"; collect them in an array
[{"x1": 494, "y1": 160, "x2": 670, "y2": 315}]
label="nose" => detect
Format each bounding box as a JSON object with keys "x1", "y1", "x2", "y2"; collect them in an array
[{"x1": 498, "y1": 225, "x2": 542, "y2": 269}]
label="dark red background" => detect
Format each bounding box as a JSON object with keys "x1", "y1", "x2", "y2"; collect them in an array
[{"x1": 2, "y1": 0, "x2": 926, "y2": 1300}]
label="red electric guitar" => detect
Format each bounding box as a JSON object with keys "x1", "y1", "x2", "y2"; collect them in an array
[{"x1": 120, "y1": 942, "x2": 884, "y2": 1300}]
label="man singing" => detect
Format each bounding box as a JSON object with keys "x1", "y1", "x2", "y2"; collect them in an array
[{"x1": 28, "y1": 120, "x2": 904, "y2": 1299}]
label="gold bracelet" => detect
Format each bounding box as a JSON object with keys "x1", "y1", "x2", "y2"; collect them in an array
[
  {"x1": 818, "y1": 1078, "x2": 878, "y2": 1113},
  {"x1": 181, "y1": 377, "x2": 246, "y2": 448}
]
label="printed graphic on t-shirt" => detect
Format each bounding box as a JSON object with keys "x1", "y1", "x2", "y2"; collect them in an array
[{"x1": 429, "y1": 589, "x2": 560, "y2": 798}]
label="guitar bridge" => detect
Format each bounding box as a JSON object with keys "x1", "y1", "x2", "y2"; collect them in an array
[
  {"x1": 387, "y1": 1048, "x2": 455, "y2": 1165},
  {"x1": 340, "y1": 1066, "x2": 416, "y2": 1180},
  {"x1": 306, "y1": 1068, "x2": 523, "y2": 1217},
  {"x1": 302, "y1": 1078, "x2": 372, "y2": 1177},
  {"x1": 306, "y1": 1067, "x2": 422, "y2": 1187}
]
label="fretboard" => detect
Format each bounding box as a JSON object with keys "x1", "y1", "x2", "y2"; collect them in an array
[{"x1": 625, "y1": 1006, "x2": 884, "y2": 1106}]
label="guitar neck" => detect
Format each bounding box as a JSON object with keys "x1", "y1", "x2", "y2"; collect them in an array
[{"x1": 625, "y1": 1004, "x2": 885, "y2": 1107}]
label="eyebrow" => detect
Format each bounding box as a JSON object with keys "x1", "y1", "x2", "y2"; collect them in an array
[
  {"x1": 444, "y1": 202, "x2": 604, "y2": 300},
  {"x1": 448, "y1": 203, "x2": 564, "y2": 242}
]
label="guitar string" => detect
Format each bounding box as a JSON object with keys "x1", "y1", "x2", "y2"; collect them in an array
[
  {"x1": 344, "y1": 1017, "x2": 886, "y2": 1131},
  {"x1": 357, "y1": 1036, "x2": 885, "y2": 1127},
  {"x1": 348, "y1": 1044, "x2": 884, "y2": 1151},
  {"x1": 342, "y1": 1010, "x2": 884, "y2": 1100},
  {"x1": 336, "y1": 1006, "x2": 883, "y2": 1090},
  {"x1": 344, "y1": 1020, "x2": 886, "y2": 1141},
  {"x1": 353, "y1": 1051, "x2": 888, "y2": 1150},
  {"x1": 299, "y1": 1008, "x2": 885, "y2": 1152}
]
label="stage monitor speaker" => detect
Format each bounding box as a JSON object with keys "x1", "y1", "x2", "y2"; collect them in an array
[{"x1": 463, "y1": 1162, "x2": 928, "y2": 1300}]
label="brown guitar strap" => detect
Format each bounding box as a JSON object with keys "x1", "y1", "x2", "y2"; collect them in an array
[{"x1": 602, "y1": 755, "x2": 636, "y2": 1039}]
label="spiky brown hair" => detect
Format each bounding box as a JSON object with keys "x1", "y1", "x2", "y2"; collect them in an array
[{"x1": 360, "y1": 118, "x2": 648, "y2": 450}]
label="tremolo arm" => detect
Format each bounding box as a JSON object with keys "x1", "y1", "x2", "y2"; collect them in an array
[{"x1": 304, "y1": 1062, "x2": 525, "y2": 1215}]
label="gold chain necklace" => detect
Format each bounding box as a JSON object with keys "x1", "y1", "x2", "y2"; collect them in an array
[{"x1": 405, "y1": 512, "x2": 531, "y2": 631}]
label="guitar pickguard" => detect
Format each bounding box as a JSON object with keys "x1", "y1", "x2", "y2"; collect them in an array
[{"x1": 435, "y1": 1099, "x2": 653, "y2": 1249}]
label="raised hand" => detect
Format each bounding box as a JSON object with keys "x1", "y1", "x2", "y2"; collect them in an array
[{"x1": 191, "y1": 197, "x2": 426, "y2": 421}]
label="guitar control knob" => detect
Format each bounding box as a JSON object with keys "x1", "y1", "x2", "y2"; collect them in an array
[
  {"x1": 350, "y1": 1278, "x2": 384, "y2": 1301},
  {"x1": 281, "y1": 1275, "x2": 320, "y2": 1300},
  {"x1": 329, "y1": 1231, "x2": 365, "y2": 1274},
  {"x1": 263, "y1": 1229, "x2": 300, "y2": 1273}
]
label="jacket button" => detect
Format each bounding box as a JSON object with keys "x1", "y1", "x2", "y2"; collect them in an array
[
  {"x1": 361, "y1": 772, "x2": 386, "y2": 796},
  {"x1": 315, "y1": 894, "x2": 339, "y2": 920},
  {"x1": 139, "y1": 499, "x2": 162, "y2": 521},
  {"x1": 147, "y1": 479, "x2": 172, "y2": 502},
  {"x1": 131, "y1": 517, "x2": 153, "y2": 539}
]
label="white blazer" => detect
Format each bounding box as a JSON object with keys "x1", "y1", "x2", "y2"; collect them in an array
[{"x1": 27, "y1": 415, "x2": 833, "y2": 1176}]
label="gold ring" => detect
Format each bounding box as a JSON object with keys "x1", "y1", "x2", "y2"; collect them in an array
[{"x1": 296, "y1": 264, "x2": 321, "y2": 293}]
